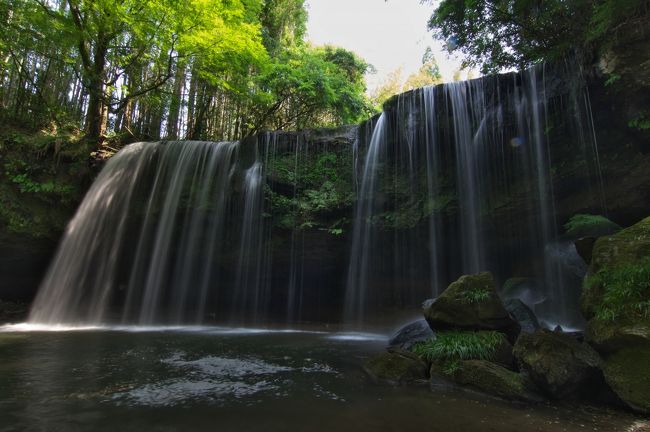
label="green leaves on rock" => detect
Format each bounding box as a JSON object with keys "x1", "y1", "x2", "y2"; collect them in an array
[{"x1": 412, "y1": 330, "x2": 506, "y2": 363}]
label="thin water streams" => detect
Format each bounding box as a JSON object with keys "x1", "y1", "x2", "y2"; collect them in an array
[{"x1": 27, "y1": 66, "x2": 605, "y2": 330}]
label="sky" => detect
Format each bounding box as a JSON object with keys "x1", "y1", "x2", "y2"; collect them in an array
[{"x1": 305, "y1": 0, "x2": 466, "y2": 93}]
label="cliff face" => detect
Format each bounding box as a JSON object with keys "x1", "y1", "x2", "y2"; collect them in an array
[{"x1": 1, "y1": 66, "x2": 649, "y2": 326}]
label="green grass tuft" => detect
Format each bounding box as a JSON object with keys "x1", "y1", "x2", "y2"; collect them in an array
[
  {"x1": 563, "y1": 214, "x2": 621, "y2": 238},
  {"x1": 411, "y1": 331, "x2": 505, "y2": 363},
  {"x1": 586, "y1": 258, "x2": 650, "y2": 322},
  {"x1": 464, "y1": 286, "x2": 491, "y2": 304}
]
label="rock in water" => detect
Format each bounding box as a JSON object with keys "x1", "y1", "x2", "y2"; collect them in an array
[
  {"x1": 503, "y1": 299, "x2": 541, "y2": 334},
  {"x1": 513, "y1": 330, "x2": 603, "y2": 398},
  {"x1": 388, "y1": 319, "x2": 435, "y2": 350},
  {"x1": 424, "y1": 272, "x2": 520, "y2": 342},
  {"x1": 452, "y1": 360, "x2": 544, "y2": 402},
  {"x1": 363, "y1": 350, "x2": 428, "y2": 385}
]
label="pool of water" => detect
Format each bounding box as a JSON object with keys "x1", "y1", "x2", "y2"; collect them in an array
[{"x1": 0, "y1": 325, "x2": 645, "y2": 431}]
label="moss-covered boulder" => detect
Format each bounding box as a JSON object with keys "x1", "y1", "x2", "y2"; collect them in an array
[
  {"x1": 513, "y1": 330, "x2": 603, "y2": 398},
  {"x1": 452, "y1": 360, "x2": 543, "y2": 402},
  {"x1": 580, "y1": 216, "x2": 650, "y2": 414},
  {"x1": 602, "y1": 345, "x2": 650, "y2": 414},
  {"x1": 581, "y1": 216, "x2": 650, "y2": 320},
  {"x1": 586, "y1": 319, "x2": 650, "y2": 353},
  {"x1": 424, "y1": 272, "x2": 520, "y2": 341},
  {"x1": 363, "y1": 349, "x2": 428, "y2": 385}
]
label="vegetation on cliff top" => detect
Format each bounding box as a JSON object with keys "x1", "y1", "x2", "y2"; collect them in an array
[
  {"x1": 424, "y1": 0, "x2": 649, "y2": 74},
  {"x1": 0, "y1": 0, "x2": 372, "y2": 146}
]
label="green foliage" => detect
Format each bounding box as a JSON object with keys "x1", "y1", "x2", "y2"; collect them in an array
[
  {"x1": 0, "y1": 127, "x2": 86, "y2": 238},
  {"x1": 604, "y1": 73, "x2": 622, "y2": 87},
  {"x1": 586, "y1": 258, "x2": 650, "y2": 322},
  {"x1": 266, "y1": 149, "x2": 354, "y2": 232},
  {"x1": 629, "y1": 112, "x2": 650, "y2": 131},
  {"x1": 370, "y1": 47, "x2": 442, "y2": 108},
  {"x1": 424, "y1": 0, "x2": 648, "y2": 73},
  {"x1": 254, "y1": 45, "x2": 373, "y2": 130},
  {"x1": 563, "y1": 213, "x2": 621, "y2": 238},
  {"x1": 1, "y1": 0, "x2": 371, "y2": 141},
  {"x1": 441, "y1": 359, "x2": 461, "y2": 376},
  {"x1": 464, "y1": 286, "x2": 492, "y2": 304},
  {"x1": 411, "y1": 331, "x2": 505, "y2": 363}
]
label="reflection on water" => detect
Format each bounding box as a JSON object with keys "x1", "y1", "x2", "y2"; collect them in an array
[
  {"x1": 111, "y1": 351, "x2": 340, "y2": 407},
  {"x1": 0, "y1": 328, "x2": 644, "y2": 432}
]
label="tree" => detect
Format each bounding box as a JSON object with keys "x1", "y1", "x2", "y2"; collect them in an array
[
  {"x1": 250, "y1": 45, "x2": 372, "y2": 132},
  {"x1": 1, "y1": 0, "x2": 373, "y2": 144},
  {"x1": 423, "y1": 0, "x2": 649, "y2": 73},
  {"x1": 370, "y1": 48, "x2": 442, "y2": 107}
]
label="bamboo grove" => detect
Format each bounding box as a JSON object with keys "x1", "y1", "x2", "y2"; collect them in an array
[{"x1": 0, "y1": 0, "x2": 372, "y2": 143}]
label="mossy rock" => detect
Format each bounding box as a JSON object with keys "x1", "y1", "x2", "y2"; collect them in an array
[
  {"x1": 603, "y1": 345, "x2": 650, "y2": 414},
  {"x1": 424, "y1": 272, "x2": 520, "y2": 341},
  {"x1": 452, "y1": 360, "x2": 544, "y2": 402},
  {"x1": 513, "y1": 330, "x2": 603, "y2": 398},
  {"x1": 363, "y1": 350, "x2": 428, "y2": 385},
  {"x1": 581, "y1": 216, "x2": 650, "y2": 319},
  {"x1": 586, "y1": 319, "x2": 650, "y2": 353},
  {"x1": 563, "y1": 214, "x2": 622, "y2": 239}
]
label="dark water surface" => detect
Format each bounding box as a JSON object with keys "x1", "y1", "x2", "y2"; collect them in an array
[{"x1": 0, "y1": 326, "x2": 645, "y2": 432}]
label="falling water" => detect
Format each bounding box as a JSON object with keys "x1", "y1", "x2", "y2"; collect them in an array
[
  {"x1": 28, "y1": 66, "x2": 605, "y2": 329},
  {"x1": 29, "y1": 140, "x2": 270, "y2": 325},
  {"x1": 345, "y1": 64, "x2": 605, "y2": 328}
]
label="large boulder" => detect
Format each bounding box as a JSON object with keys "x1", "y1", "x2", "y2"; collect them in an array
[
  {"x1": 602, "y1": 345, "x2": 650, "y2": 414},
  {"x1": 452, "y1": 360, "x2": 543, "y2": 402},
  {"x1": 581, "y1": 216, "x2": 650, "y2": 319},
  {"x1": 580, "y1": 216, "x2": 650, "y2": 414},
  {"x1": 513, "y1": 330, "x2": 603, "y2": 398},
  {"x1": 586, "y1": 319, "x2": 650, "y2": 353},
  {"x1": 363, "y1": 349, "x2": 428, "y2": 385},
  {"x1": 424, "y1": 272, "x2": 520, "y2": 341},
  {"x1": 388, "y1": 319, "x2": 434, "y2": 350}
]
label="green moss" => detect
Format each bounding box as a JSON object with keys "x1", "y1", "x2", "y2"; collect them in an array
[
  {"x1": 453, "y1": 360, "x2": 540, "y2": 402},
  {"x1": 563, "y1": 214, "x2": 621, "y2": 238},
  {"x1": 412, "y1": 330, "x2": 506, "y2": 363},
  {"x1": 585, "y1": 258, "x2": 650, "y2": 322},
  {"x1": 603, "y1": 345, "x2": 650, "y2": 414},
  {"x1": 582, "y1": 216, "x2": 650, "y2": 320},
  {"x1": 363, "y1": 351, "x2": 428, "y2": 384},
  {"x1": 629, "y1": 111, "x2": 650, "y2": 131},
  {"x1": 265, "y1": 149, "x2": 354, "y2": 232},
  {"x1": 0, "y1": 126, "x2": 90, "y2": 239}
]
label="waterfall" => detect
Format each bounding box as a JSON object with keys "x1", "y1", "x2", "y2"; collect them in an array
[
  {"x1": 29, "y1": 140, "x2": 270, "y2": 325},
  {"x1": 344, "y1": 64, "x2": 605, "y2": 329},
  {"x1": 27, "y1": 66, "x2": 605, "y2": 329}
]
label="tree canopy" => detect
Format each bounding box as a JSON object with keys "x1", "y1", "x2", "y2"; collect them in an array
[
  {"x1": 424, "y1": 0, "x2": 650, "y2": 74},
  {"x1": 0, "y1": 0, "x2": 373, "y2": 144}
]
